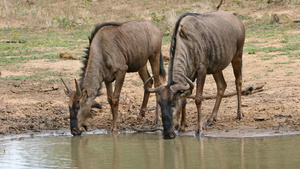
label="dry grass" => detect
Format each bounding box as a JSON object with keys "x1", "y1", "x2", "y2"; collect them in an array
[
  {"x1": 0, "y1": 0, "x2": 213, "y2": 29},
  {"x1": 1, "y1": 0, "x2": 298, "y2": 31},
  {"x1": 0, "y1": 0, "x2": 299, "y2": 39}
]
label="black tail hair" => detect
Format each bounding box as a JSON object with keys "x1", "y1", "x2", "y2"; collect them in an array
[
  {"x1": 159, "y1": 52, "x2": 166, "y2": 81},
  {"x1": 216, "y1": 0, "x2": 223, "y2": 10},
  {"x1": 80, "y1": 22, "x2": 121, "y2": 87}
]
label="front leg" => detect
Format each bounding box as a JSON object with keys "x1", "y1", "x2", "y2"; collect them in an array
[
  {"x1": 105, "y1": 82, "x2": 114, "y2": 131},
  {"x1": 179, "y1": 98, "x2": 187, "y2": 132},
  {"x1": 106, "y1": 71, "x2": 127, "y2": 133},
  {"x1": 195, "y1": 70, "x2": 206, "y2": 135}
]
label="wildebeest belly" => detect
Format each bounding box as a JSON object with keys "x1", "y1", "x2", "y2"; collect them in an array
[
  {"x1": 206, "y1": 61, "x2": 231, "y2": 74},
  {"x1": 206, "y1": 53, "x2": 234, "y2": 74},
  {"x1": 126, "y1": 59, "x2": 148, "y2": 72},
  {"x1": 125, "y1": 53, "x2": 150, "y2": 72}
]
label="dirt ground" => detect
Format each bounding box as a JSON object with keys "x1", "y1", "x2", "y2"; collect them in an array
[
  {"x1": 1, "y1": 44, "x2": 300, "y2": 138},
  {"x1": 0, "y1": 2, "x2": 300, "y2": 138}
]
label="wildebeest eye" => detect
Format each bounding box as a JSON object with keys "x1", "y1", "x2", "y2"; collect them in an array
[
  {"x1": 73, "y1": 101, "x2": 80, "y2": 110},
  {"x1": 171, "y1": 99, "x2": 176, "y2": 107}
]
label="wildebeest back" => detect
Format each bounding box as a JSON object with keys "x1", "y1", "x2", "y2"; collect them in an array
[
  {"x1": 171, "y1": 10, "x2": 245, "y2": 84},
  {"x1": 90, "y1": 20, "x2": 162, "y2": 74}
]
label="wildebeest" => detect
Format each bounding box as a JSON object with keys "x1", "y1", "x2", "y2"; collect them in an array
[
  {"x1": 62, "y1": 20, "x2": 166, "y2": 135},
  {"x1": 145, "y1": 3, "x2": 245, "y2": 139}
]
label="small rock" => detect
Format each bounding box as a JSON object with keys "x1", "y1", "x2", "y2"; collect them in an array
[
  {"x1": 270, "y1": 14, "x2": 279, "y2": 24},
  {"x1": 163, "y1": 54, "x2": 170, "y2": 61},
  {"x1": 254, "y1": 116, "x2": 268, "y2": 121},
  {"x1": 59, "y1": 51, "x2": 78, "y2": 60}
]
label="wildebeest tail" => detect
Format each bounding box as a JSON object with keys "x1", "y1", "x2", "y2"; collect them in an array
[
  {"x1": 159, "y1": 52, "x2": 166, "y2": 81},
  {"x1": 216, "y1": 0, "x2": 223, "y2": 10}
]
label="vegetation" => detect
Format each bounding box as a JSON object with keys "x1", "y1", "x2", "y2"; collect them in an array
[{"x1": 0, "y1": 0, "x2": 299, "y2": 81}]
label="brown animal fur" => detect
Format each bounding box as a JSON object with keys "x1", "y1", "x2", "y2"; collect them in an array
[
  {"x1": 64, "y1": 20, "x2": 166, "y2": 135},
  {"x1": 146, "y1": 9, "x2": 245, "y2": 139}
]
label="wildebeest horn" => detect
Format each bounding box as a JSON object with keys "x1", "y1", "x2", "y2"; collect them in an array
[
  {"x1": 74, "y1": 78, "x2": 81, "y2": 97},
  {"x1": 61, "y1": 78, "x2": 72, "y2": 95},
  {"x1": 170, "y1": 73, "x2": 194, "y2": 93},
  {"x1": 144, "y1": 76, "x2": 164, "y2": 93},
  {"x1": 182, "y1": 73, "x2": 194, "y2": 90}
]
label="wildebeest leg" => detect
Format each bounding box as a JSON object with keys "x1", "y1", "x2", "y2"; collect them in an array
[
  {"x1": 232, "y1": 51, "x2": 244, "y2": 121},
  {"x1": 137, "y1": 65, "x2": 151, "y2": 121},
  {"x1": 106, "y1": 72, "x2": 126, "y2": 133},
  {"x1": 195, "y1": 69, "x2": 207, "y2": 134},
  {"x1": 105, "y1": 82, "x2": 114, "y2": 130},
  {"x1": 149, "y1": 54, "x2": 162, "y2": 124},
  {"x1": 179, "y1": 98, "x2": 187, "y2": 132},
  {"x1": 205, "y1": 71, "x2": 227, "y2": 126},
  {"x1": 173, "y1": 99, "x2": 182, "y2": 130}
]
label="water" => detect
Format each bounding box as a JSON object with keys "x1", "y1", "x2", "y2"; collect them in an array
[{"x1": 0, "y1": 133, "x2": 300, "y2": 169}]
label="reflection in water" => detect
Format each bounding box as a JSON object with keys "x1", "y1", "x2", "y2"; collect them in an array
[{"x1": 0, "y1": 134, "x2": 300, "y2": 168}]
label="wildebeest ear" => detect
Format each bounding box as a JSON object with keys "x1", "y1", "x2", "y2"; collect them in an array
[
  {"x1": 92, "y1": 101, "x2": 101, "y2": 109},
  {"x1": 74, "y1": 78, "x2": 81, "y2": 97},
  {"x1": 170, "y1": 84, "x2": 189, "y2": 94},
  {"x1": 82, "y1": 90, "x2": 88, "y2": 101},
  {"x1": 170, "y1": 74, "x2": 194, "y2": 95},
  {"x1": 179, "y1": 24, "x2": 188, "y2": 39}
]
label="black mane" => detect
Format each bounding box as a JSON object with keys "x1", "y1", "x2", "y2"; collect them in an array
[
  {"x1": 167, "y1": 13, "x2": 200, "y2": 87},
  {"x1": 80, "y1": 22, "x2": 121, "y2": 87}
]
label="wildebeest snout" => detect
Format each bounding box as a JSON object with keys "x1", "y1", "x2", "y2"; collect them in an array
[
  {"x1": 71, "y1": 127, "x2": 82, "y2": 136},
  {"x1": 163, "y1": 130, "x2": 176, "y2": 139}
]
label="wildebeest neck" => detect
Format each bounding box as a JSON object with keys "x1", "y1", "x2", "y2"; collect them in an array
[
  {"x1": 168, "y1": 13, "x2": 200, "y2": 86},
  {"x1": 80, "y1": 22, "x2": 121, "y2": 88}
]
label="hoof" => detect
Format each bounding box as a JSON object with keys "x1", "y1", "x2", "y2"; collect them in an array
[
  {"x1": 155, "y1": 120, "x2": 161, "y2": 125},
  {"x1": 137, "y1": 115, "x2": 144, "y2": 121},
  {"x1": 82, "y1": 125, "x2": 88, "y2": 131},
  {"x1": 194, "y1": 131, "x2": 204, "y2": 139},
  {"x1": 178, "y1": 127, "x2": 185, "y2": 133},
  {"x1": 236, "y1": 118, "x2": 243, "y2": 122},
  {"x1": 204, "y1": 121, "x2": 213, "y2": 128}
]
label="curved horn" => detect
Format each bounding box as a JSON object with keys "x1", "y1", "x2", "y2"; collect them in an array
[
  {"x1": 144, "y1": 76, "x2": 164, "y2": 93},
  {"x1": 170, "y1": 73, "x2": 194, "y2": 93},
  {"x1": 74, "y1": 78, "x2": 81, "y2": 97},
  {"x1": 181, "y1": 73, "x2": 194, "y2": 91},
  {"x1": 61, "y1": 78, "x2": 72, "y2": 95}
]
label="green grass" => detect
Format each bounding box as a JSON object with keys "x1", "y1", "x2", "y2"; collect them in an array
[
  {"x1": 0, "y1": 71, "x2": 60, "y2": 81},
  {"x1": 244, "y1": 18, "x2": 300, "y2": 63},
  {"x1": 288, "y1": 52, "x2": 300, "y2": 59},
  {"x1": 273, "y1": 61, "x2": 295, "y2": 65},
  {"x1": 1, "y1": 2, "x2": 299, "y2": 83},
  {"x1": 259, "y1": 54, "x2": 277, "y2": 60},
  {"x1": 0, "y1": 27, "x2": 88, "y2": 69}
]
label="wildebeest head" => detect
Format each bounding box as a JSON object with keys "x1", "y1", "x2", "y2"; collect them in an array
[
  {"x1": 61, "y1": 79, "x2": 96, "y2": 136},
  {"x1": 144, "y1": 74, "x2": 194, "y2": 139}
]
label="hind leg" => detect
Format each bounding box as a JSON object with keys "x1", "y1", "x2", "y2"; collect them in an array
[
  {"x1": 205, "y1": 71, "x2": 227, "y2": 127},
  {"x1": 232, "y1": 51, "x2": 244, "y2": 121}
]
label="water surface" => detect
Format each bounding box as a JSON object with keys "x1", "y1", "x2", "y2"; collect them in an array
[{"x1": 0, "y1": 133, "x2": 300, "y2": 169}]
